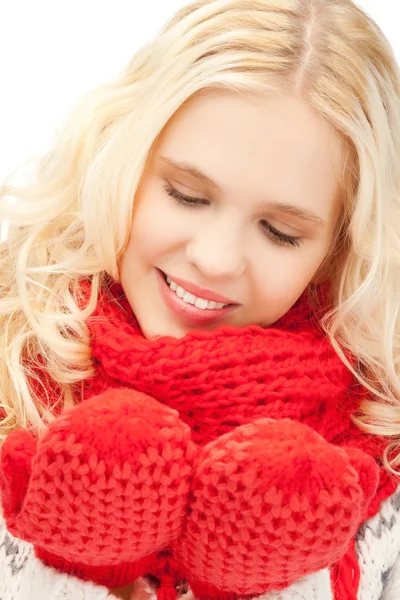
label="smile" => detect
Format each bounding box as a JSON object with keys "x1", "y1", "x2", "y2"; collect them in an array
[
  {"x1": 157, "y1": 269, "x2": 239, "y2": 327},
  {"x1": 166, "y1": 276, "x2": 229, "y2": 310}
]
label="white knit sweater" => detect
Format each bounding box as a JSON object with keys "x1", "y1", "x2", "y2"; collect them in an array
[{"x1": 1, "y1": 484, "x2": 400, "y2": 600}]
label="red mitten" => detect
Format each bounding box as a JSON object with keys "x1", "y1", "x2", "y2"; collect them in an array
[
  {"x1": 0, "y1": 388, "x2": 197, "y2": 588},
  {"x1": 172, "y1": 418, "x2": 379, "y2": 600}
]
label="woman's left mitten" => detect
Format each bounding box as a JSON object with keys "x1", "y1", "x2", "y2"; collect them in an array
[{"x1": 172, "y1": 418, "x2": 379, "y2": 600}]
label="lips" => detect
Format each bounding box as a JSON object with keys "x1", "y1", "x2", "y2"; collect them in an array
[
  {"x1": 163, "y1": 272, "x2": 237, "y2": 305},
  {"x1": 157, "y1": 268, "x2": 239, "y2": 327}
]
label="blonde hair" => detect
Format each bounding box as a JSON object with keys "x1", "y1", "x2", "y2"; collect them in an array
[{"x1": 1, "y1": 0, "x2": 400, "y2": 475}]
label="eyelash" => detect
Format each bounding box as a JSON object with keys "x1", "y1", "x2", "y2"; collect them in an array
[{"x1": 162, "y1": 182, "x2": 304, "y2": 248}]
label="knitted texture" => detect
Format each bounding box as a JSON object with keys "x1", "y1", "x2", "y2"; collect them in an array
[
  {"x1": 86, "y1": 279, "x2": 397, "y2": 598},
  {"x1": 2, "y1": 485, "x2": 400, "y2": 599},
  {"x1": 1, "y1": 277, "x2": 399, "y2": 599},
  {"x1": 86, "y1": 281, "x2": 359, "y2": 448},
  {"x1": 0, "y1": 388, "x2": 195, "y2": 588},
  {"x1": 172, "y1": 421, "x2": 379, "y2": 599}
]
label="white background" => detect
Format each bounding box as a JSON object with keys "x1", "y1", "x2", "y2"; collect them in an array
[{"x1": 0, "y1": 1, "x2": 399, "y2": 185}]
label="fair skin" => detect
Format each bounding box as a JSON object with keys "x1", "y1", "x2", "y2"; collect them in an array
[
  {"x1": 110, "y1": 580, "x2": 153, "y2": 599},
  {"x1": 119, "y1": 89, "x2": 343, "y2": 340}
]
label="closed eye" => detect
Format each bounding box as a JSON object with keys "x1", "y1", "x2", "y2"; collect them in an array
[
  {"x1": 162, "y1": 181, "x2": 304, "y2": 248},
  {"x1": 163, "y1": 182, "x2": 209, "y2": 206}
]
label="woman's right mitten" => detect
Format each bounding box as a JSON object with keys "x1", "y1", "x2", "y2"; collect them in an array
[{"x1": 0, "y1": 388, "x2": 197, "y2": 589}]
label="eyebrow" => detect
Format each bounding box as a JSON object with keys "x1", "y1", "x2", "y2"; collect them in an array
[{"x1": 157, "y1": 155, "x2": 327, "y2": 228}]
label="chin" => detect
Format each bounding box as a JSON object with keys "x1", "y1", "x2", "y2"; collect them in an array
[{"x1": 135, "y1": 312, "x2": 181, "y2": 340}]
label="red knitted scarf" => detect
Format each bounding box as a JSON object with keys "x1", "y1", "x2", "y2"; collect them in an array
[
  {"x1": 79, "y1": 279, "x2": 396, "y2": 600},
  {"x1": 86, "y1": 280, "x2": 358, "y2": 446}
]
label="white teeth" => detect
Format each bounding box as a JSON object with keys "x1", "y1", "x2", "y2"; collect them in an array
[
  {"x1": 176, "y1": 285, "x2": 185, "y2": 299},
  {"x1": 165, "y1": 275, "x2": 229, "y2": 310},
  {"x1": 194, "y1": 297, "x2": 208, "y2": 310},
  {"x1": 183, "y1": 291, "x2": 196, "y2": 305}
]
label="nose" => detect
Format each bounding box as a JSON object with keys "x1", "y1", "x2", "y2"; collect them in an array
[{"x1": 186, "y1": 219, "x2": 246, "y2": 280}]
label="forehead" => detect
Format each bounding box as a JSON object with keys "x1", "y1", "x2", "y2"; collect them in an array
[{"x1": 153, "y1": 90, "x2": 344, "y2": 229}]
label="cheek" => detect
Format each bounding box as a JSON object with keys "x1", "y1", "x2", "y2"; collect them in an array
[
  {"x1": 129, "y1": 191, "x2": 186, "y2": 262},
  {"x1": 252, "y1": 242, "x2": 329, "y2": 301}
]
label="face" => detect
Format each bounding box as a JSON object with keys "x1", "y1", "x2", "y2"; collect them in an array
[{"x1": 119, "y1": 89, "x2": 343, "y2": 339}]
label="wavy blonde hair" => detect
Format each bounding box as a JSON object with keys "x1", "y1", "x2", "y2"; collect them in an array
[{"x1": 1, "y1": 0, "x2": 400, "y2": 475}]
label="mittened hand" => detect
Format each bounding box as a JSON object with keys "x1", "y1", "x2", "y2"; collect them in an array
[
  {"x1": 172, "y1": 418, "x2": 379, "y2": 600},
  {"x1": 0, "y1": 388, "x2": 197, "y2": 587}
]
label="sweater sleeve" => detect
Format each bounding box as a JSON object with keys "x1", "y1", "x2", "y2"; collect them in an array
[
  {"x1": 356, "y1": 482, "x2": 400, "y2": 600},
  {"x1": 381, "y1": 551, "x2": 400, "y2": 600},
  {"x1": 0, "y1": 507, "x2": 158, "y2": 600},
  {"x1": 0, "y1": 512, "x2": 115, "y2": 600}
]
